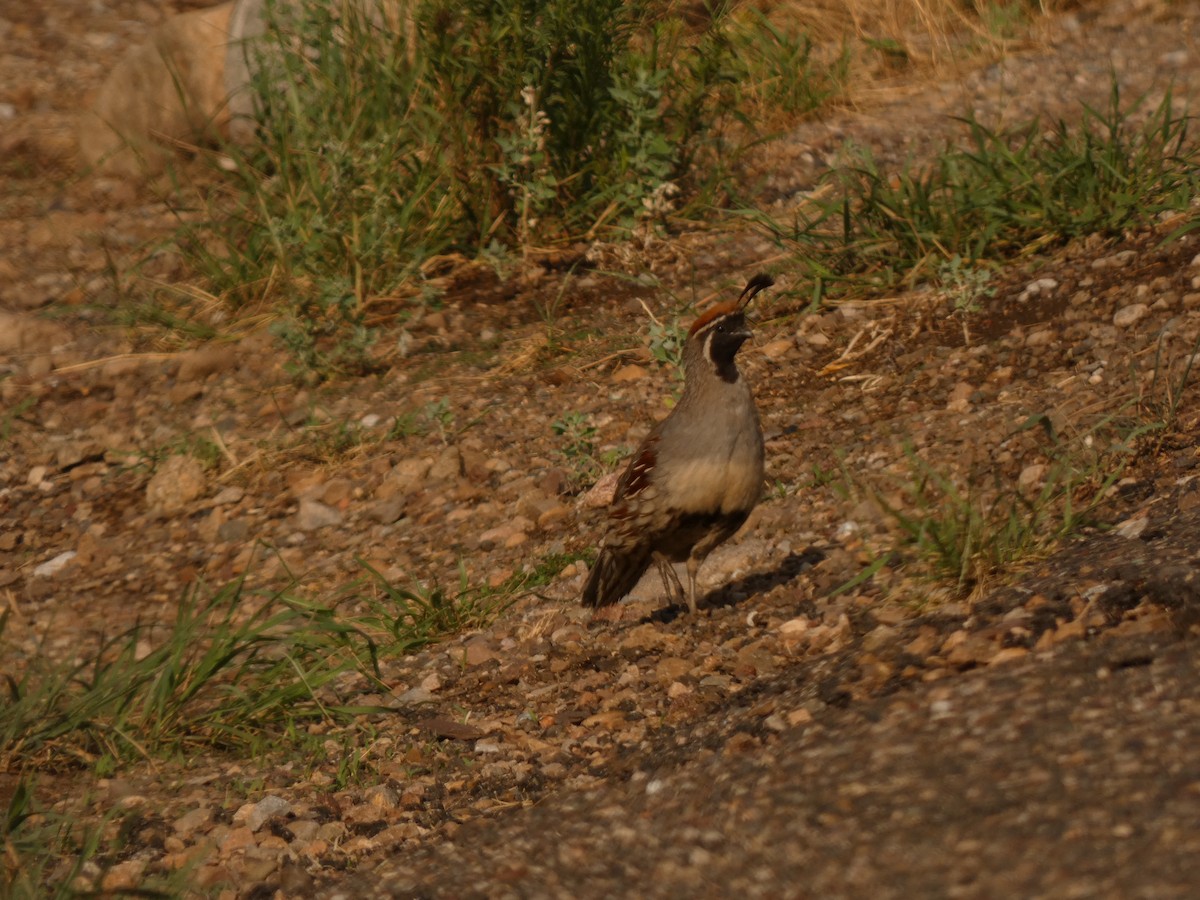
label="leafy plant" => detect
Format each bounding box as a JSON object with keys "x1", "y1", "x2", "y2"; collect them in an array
[
  {"x1": 552, "y1": 412, "x2": 602, "y2": 485},
  {"x1": 936, "y1": 254, "x2": 995, "y2": 315},
  {"x1": 646, "y1": 312, "x2": 687, "y2": 380}
]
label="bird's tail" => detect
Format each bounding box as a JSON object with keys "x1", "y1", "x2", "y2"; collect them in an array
[{"x1": 581, "y1": 546, "x2": 652, "y2": 608}]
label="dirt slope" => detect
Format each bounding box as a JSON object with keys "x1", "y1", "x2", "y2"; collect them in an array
[{"x1": 2, "y1": 0, "x2": 1200, "y2": 897}]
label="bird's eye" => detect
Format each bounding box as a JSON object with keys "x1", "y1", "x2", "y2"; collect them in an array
[{"x1": 716, "y1": 322, "x2": 726, "y2": 333}]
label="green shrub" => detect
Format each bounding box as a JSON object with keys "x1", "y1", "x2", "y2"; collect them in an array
[{"x1": 177, "y1": 0, "x2": 752, "y2": 377}]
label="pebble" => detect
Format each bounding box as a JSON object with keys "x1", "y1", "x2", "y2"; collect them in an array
[
  {"x1": 174, "y1": 807, "x2": 214, "y2": 834},
  {"x1": 581, "y1": 472, "x2": 619, "y2": 508},
  {"x1": 759, "y1": 338, "x2": 794, "y2": 359},
  {"x1": 429, "y1": 446, "x2": 463, "y2": 481},
  {"x1": 611, "y1": 364, "x2": 648, "y2": 382},
  {"x1": 369, "y1": 496, "x2": 407, "y2": 525},
  {"x1": 177, "y1": 344, "x2": 238, "y2": 382},
  {"x1": 211, "y1": 486, "x2": 244, "y2": 506},
  {"x1": 1025, "y1": 329, "x2": 1054, "y2": 347},
  {"x1": 1114, "y1": 516, "x2": 1149, "y2": 540},
  {"x1": 1018, "y1": 464, "x2": 1047, "y2": 491},
  {"x1": 946, "y1": 382, "x2": 974, "y2": 412},
  {"x1": 295, "y1": 498, "x2": 343, "y2": 531},
  {"x1": 382, "y1": 457, "x2": 432, "y2": 495},
  {"x1": 1113, "y1": 303, "x2": 1149, "y2": 328},
  {"x1": 235, "y1": 796, "x2": 292, "y2": 832},
  {"x1": 146, "y1": 455, "x2": 207, "y2": 515},
  {"x1": 33, "y1": 550, "x2": 77, "y2": 578}
]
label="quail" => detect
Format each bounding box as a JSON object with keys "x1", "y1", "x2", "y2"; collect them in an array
[{"x1": 582, "y1": 273, "x2": 773, "y2": 614}]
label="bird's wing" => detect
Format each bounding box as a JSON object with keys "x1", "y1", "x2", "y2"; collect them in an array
[{"x1": 613, "y1": 432, "x2": 661, "y2": 503}]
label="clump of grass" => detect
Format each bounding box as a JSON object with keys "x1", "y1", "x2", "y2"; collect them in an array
[
  {"x1": 0, "y1": 558, "x2": 527, "y2": 774},
  {"x1": 730, "y1": 11, "x2": 850, "y2": 119},
  {"x1": 866, "y1": 414, "x2": 1158, "y2": 598},
  {"x1": 762, "y1": 83, "x2": 1200, "y2": 299}
]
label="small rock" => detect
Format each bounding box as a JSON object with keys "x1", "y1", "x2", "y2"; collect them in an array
[
  {"x1": 478, "y1": 517, "x2": 532, "y2": 550},
  {"x1": 321, "y1": 478, "x2": 354, "y2": 506},
  {"x1": 536, "y1": 504, "x2": 571, "y2": 531},
  {"x1": 779, "y1": 617, "x2": 809, "y2": 639},
  {"x1": 295, "y1": 498, "x2": 342, "y2": 531},
  {"x1": 429, "y1": 446, "x2": 463, "y2": 482},
  {"x1": 364, "y1": 785, "x2": 399, "y2": 809},
  {"x1": 581, "y1": 472, "x2": 619, "y2": 508},
  {"x1": 946, "y1": 382, "x2": 974, "y2": 412},
  {"x1": 611, "y1": 364, "x2": 648, "y2": 382},
  {"x1": 177, "y1": 344, "x2": 238, "y2": 382},
  {"x1": 217, "y1": 519, "x2": 250, "y2": 542},
  {"x1": 174, "y1": 807, "x2": 214, "y2": 834},
  {"x1": 1018, "y1": 464, "x2": 1047, "y2": 491},
  {"x1": 763, "y1": 713, "x2": 787, "y2": 732},
  {"x1": 786, "y1": 708, "x2": 814, "y2": 727},
  {"x1": 1113, "y1": 303, "x2": 1149, "y2": 328},
  {"x1": 381, "y1": 458, "x2": 432, "y2": 496},
  {"x1": 667, "y1": 681, "x2": 692, "y2": 699},
  {"x1": 220, "y1": 825, "x2": 257, "y2": 854},
  {"x1": 418, "y1": 716, "x2": 486, "y2": 741},
  {"x1": 1019, "y1": 277, "x2": 1058, "y2": 301},
  {"x1": 1025, "y1": 330, "x2": 1054, "y2": 348},
  {"x1": 759, "y1": 338, "x2": 793, "y2": 360},
  {"x1": 33, "y1": 551, "x2": 77, "y2": 578},
  {"x1": 1114, "y1": 516, "x2": 1149, "y2": 540},
  {"x1": 369, "y1": 496, "x2": 407, "y2": 525},
  {"x1": 989, "y1": 647, "x2": 1029, "y2": 666},
  {"x1": 463, "y1": 638, "x2": 496, "y2": 666},
  {"x1": 235, "y1": 795, "x2": 291, "y2": 832},
  {"x1": 101, "y1": 859, "x2": 148, "y2": 892},
  {"x1": 395, "y1": 686, "x2": 436, "y2": 704},
  {"x1": 211, "y1": 486, "x2": 244, "y2": 506},
  {"x1": 861, "y1": 624, "x2": 896, "y2": 653},
  {"x1": 656, "y1": 656, "x2": 692, "y2": 684},
  {"x1": 146, "y1": 455, "x2": 207, "y2": 515}
]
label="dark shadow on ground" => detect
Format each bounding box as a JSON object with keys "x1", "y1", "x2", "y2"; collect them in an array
[{"x1": 642, "y1": 547, "x2": 827, "y2": 624}]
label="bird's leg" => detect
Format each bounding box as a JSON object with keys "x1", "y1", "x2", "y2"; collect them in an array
[
  {"x1": 686, "y1": 555, "x2": 702, "y2": 615},
  {"x1": 653, "y1": 552, "x2": 686, "y2": 608}
]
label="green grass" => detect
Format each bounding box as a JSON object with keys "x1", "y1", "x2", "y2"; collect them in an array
[
  {"x1": 730, "y1": 11, "x2": 850, "y2": 118},
  {"x1": 865, "y1": 413, "x2": 1159, "y2": 599},
  {"x1": 0, "y1": 561, "x2": 531, "y2": 774},
  {"x1": 3, "y1": 780, "x2": 198, "y2": 900},
  {"x1": 0, "y1": 550, "x2": 573, "y2": 896},
  {"x1": 165, "y1": 1, "x2": 856, "y2": 379},
  {"x1": 173, "y1": 0, "x2": 772, "y2": 378},
  {"x1": 756, "y1": 82, "x2": 1200, "y2": 300}
]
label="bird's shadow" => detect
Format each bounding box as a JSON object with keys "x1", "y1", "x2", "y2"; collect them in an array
[{"x1": 641, "y1": 548, "x2": 826, "y2": 624}]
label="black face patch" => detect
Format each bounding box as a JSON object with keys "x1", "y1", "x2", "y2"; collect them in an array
[{"x1": 701, "y1": 313, "x2": 750, "y2": 382}]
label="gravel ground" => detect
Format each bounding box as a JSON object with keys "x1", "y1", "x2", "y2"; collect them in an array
[{"x1": 2, "y1": 0, "x2": 1200, "y2": 896}]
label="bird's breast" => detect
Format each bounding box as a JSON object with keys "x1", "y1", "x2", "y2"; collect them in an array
[{"x1": 657, "y1": 419, "x2": 763, "y2": 515}]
